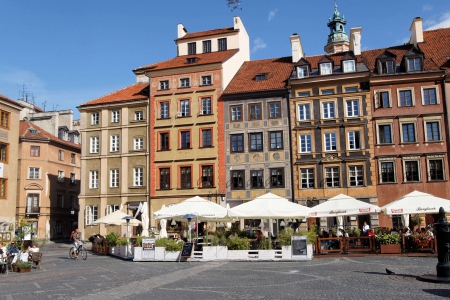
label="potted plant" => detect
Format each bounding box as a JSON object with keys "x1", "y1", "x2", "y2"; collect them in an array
[
  {"x1": 376, "y1": 233, "x2": 401, "y2": 254},
  {"x1": 17, "y1": 261, "x2": 32, "y2": 273}
]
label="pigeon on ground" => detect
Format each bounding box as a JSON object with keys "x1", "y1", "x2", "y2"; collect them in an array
[{"x1": 386, "y1": 268, "x2": 395, "y2": 275}]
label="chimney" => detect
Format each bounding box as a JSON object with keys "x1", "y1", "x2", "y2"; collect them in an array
[
  {"x1": 409, "y1": 17, "x2": 424, "y2": 46},
  {"x1": 350, "y1": 27, "x2": 362, "y2": 56},
  {"x1": 290, "y1": 33, "x2": 304, "y2": 63},
  {"x1": 177, "y1": 23, "x2": 187, "y2": 39},
  {"x1": 234, "y1": 16, "x2": 242, "y2": 30}
]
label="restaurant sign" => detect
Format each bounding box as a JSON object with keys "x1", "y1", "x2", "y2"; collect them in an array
[
  {"x1": 358, "y1": 208, "x2": 371, "y2": 213},
  {"x1": 142, "y1": 238, "x2": 155, "y2": 259},
  {"x1": 390, "y1": 209, "x2": 403, "y2": 214}
]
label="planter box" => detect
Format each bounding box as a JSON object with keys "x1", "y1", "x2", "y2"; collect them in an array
[
  {"x1": 164, "y1": 251, "x2": 180, "y2": 261},
  {"x1": 133, "y1": 247, "x2": 143, "y2": 260},
  {"x1": 155, "y1": 247, "x2": 165, "y2": 260},
  {"x1": 282, "y1": 246, "x2": 292, "y2": 259},
  {"x1": 19, "y1": 267, "x2": 31, "y2": 273},
  {"x1": 227, "y1": 250, "x2": 251, "y2": 260},
  {"x1": 258, "y1": 250, "x2": 275, "y2": 260},
  {"x1": 380, "y1": 244, "x2": 401, "y2": 254},
  {"x1": 216, "y1": 246, "x2": 228, "y2": 260}
]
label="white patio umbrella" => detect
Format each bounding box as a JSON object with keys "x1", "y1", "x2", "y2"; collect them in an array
[
  {"x1": 308, "y1": 194, "x2": 380, "y2": 218},
  {"x1": 381, "y1": 190, "x2": 450, "y2": 215},
  {"x1": 159, "y1": 218, "x2": 168, "y2": 238},
  {"x1": 141, "y1": 202, "x2": 149, "y2": 237},
  {"x1": 94, "y1": 210, "x2": 142, "y2": 226}
]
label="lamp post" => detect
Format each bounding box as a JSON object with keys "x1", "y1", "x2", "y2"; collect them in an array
[
  {"x1": 70, "y1": 203, "x2": 75, "y2": 215},
  {"x1": 122, "y1": 216, "x2": 131, "y2": 258}
]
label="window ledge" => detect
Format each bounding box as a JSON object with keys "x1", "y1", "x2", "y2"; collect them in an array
[
  {"x1": 425, "y1": 140, "x2": 444, "y2": 143},
  {"x1": 130, "y1": 120, "x2": 145, "y2": 123},
  {"x1": 130, "y1": 149, "x2": 146, "y2": 153},
  {"x1": 177, "y1": 188, "x2": 194, "y2": 190},
  {"x1": 129, "y1": 186, "x2": 146, "y2": 189},
  {"x1": 399, "y1": 142, "x2": 419, "y2": 145},
  {"x1": 177, "y1": 148, "x2": 192, "y2": 150},
  {"x1": 178, "y1": 86, "x2": 191, "y2": 89},
  {"x1": 157, "y1": 188, "x2": 172, "y2": 191},
  {"x1": 199, "y1": 146, "x2": 214, "y2": 149},
  {"x1": 377, "y1": 182, "x2": 398, "y2": 185},
  {"x1": 157, "y1": 117, "x2": 171, "y2": 120},
  {"x1": 427, "y1": 180, "x2": 447, "y2": 183},
  {"x1": 157, "y1": 149, "x2": 171, "y2": 152},
  {"x1": 402, "y1": 181, "x2": 422, "y2": 184},
  {"x1": 199, "y1": 186, "x2": 216, "y2": 189},
  {"x1": 269, "y1": 148, "x2": 284, "y2": 151},
  {"x1": 375, "y1": 143, "x2": 395, "y2": 146}
]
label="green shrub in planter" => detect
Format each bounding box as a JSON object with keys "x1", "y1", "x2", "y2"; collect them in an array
[
  {"x1": 117, "y1": 237, "x2": 128, "y2": 246},
  {"x1": 156, "y1": 238, "x2": 170, "y2": 247},
  {"x1": 105, "y1": 232, "x2": 121, "y2": 247},
  {"x1": 296, "y1": 230, "x2": 317, "y2": 245},
  {"x1": 278, "y1": 228, "x2": 295, "y2": 246},
  {"x1": 376, "y1": 233, "x2": 401, "y2": 245},
  {"x1": 209, "y1": 235, "x2": 220, "y2": 246},
  {"x1": 165, "y1": 240, "x2": 184, "y2": 252},
  {"x1": 258, "y1": 237, "x2": 272, "y2": 250},
  {"x1": 17, "y1": 261, "x2": 32, "y2": 269},
  {"x1": 227, "y1": 238, "x2": 250, "y2": 250}
]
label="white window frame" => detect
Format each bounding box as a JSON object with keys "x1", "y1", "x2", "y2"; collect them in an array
[
  {"x1": 346, "y1": 99, "x2": 359, "y2": 117},
  {"x1": 159, "y1": 80, "x2": 169, "y2": 90},
  {"x1": 397, "y1": 88, "x2": 415, "y2": 107},
  {"x1": 324, "y1": 132, "x2": 337, "y2": 151},
  {"x1": 89, "y1": 170, "x2": 98, "y2": 189},
  {"x1": 111, "y1": 110, "x2": 120, "y2": 123},
  {"x1": 348, "y1": 131, "x2": 361, "y2": 150},
  {"x1": 297, "y1": 66, "x2": 309, "y2": 78},
  {"x1": 133, "y1": 167, "x2": 144, "y2": 187},
  {"x1": 322, "y1": 102, "x2": 336, "y2": 119},
  {"x1": 325, "y1": 166, "x2": 340, "y2": 187},
  {"x1": 110, "y1": 168, "x2": 119, "y2": 188},
  {"x1": 110, "y1": 135, "x2": 120, "y2": 152},
  {"x1": 106, "y1": 204, "x2": 120, "y2": 215},
  {"x1": 426, "y1": 155, "x2": 445, "y2": 181},
  {"x1": 421, "y1": 85, "x2": 440, "y2": 105},
  {"x1": 91, "y1": 112, "x2": 99, "y2": 125},
  {"x1": 399, "y1": 119, "x2": 417, "y2": 143},
  {"x1": 376, "y1": 120, "x2": 394, "y2": 144},
  {"x1": 201, "y1": 75, "x2": 212, "y2": 86},
  {"x1": 180, "y1": 100, "x2": 190, "y2": 117},
  {"x1": 85, "y1": 205, "x2": 98, "y2": 225},
  {"x1": 320, "y1": 63, "x2": 332, "y2": 75},
  {"x1": 374, "y1": 89, "x2": 392, "y2": 108},
  {"x1": 28, "y1": 167, "x2": 41, "y2": 179},
  {"x1": 180, "y1": 78, "x2": 190, "y2": 88},
  {"x1": 134, "y1": 111, "x2": 144, "y2": 121},
  {"x1": 90, "y1": 136, "x2": 99, "y2": 153},
  {"x1": 378, "y1": 158, "x2": 397, "y2": 183},
  {"x1": 58, "y1": 150, "x2": 64, "y2": 161},
  {"x1": 134, "y1": 137, "x2": 144, "y2": 150},
  {"x1": 402, "y1": 157, "x2": 421, "y2": 182},
  {"x1": 348, "y1": 165, "x2": 364, "y2": 187},
  {"x1": 424, "y1": 117, "x2": 442, "y2": 142},
  {"x1": 343, "y1": 60, "x2": 355, "y2": 73},
  {"x1": 57, "y1": 170, "x2": 64, "y2": 182},
  {"x1": 70, "y1": 173, "x2": 76, "y2": 184},
  {"x1": 300, "y1": 168, "x2": 315, "y2": 189},
  {"x1": 160, "y1": 102, "x2": 169, "y2": 119},
  {"x1": 299, "y1": 134, "x2": 312, "y2": 153},
  {"x1": 201, "y1": 98, "x2": 212, "y2": 115},
  {"x1": 298, "y1": 103, "x2": 311, "y2": 121},
  {"x1": 407, "y1": 57, "x2": 421, "y2": 72}
]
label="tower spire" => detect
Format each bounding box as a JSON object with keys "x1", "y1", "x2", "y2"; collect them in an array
[{"x1": 324, "y1": 1, "x2": 350, "y2": 54}]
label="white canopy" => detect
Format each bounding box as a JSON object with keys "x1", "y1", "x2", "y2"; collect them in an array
[
  {"x1": 308, "y1": 194, "x2": 380, "y2": 218},
  {"x1": 140, "y1": 202, "x2": 150, "y2": 237},
  {"x1": 94, "y1": 210, "x2": 142, "y2": 226},
  {"x1": 153, "y1": 196, "x2": 231, "y2": 221},
  {"x1": 229, "y1": 193, "x2": 311, "y2": 218},
  {"x1": 381, "y1": 190, "x2": 450, "y2": 215}
]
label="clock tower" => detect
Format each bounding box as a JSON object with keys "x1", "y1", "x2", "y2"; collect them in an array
[{"x1": 324, "y1": 2, "x2": 349, "y2": 54}]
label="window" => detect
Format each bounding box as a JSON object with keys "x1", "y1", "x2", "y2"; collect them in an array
[
  {"x1": 134, "y1": 137, "x2": 144, "y2": 150},
  {"x1": 57, "y1": 194, "x2": 64, "y2": 208},
  {"x1": 423, "y1": 88, "x2": 437, "y2": 105},
  {"x1": 408, "y1": 58, "x2": 421, "y2": 72},
  {"x1": 188, "y1": 42, "x2": 196, "y2": 55},
  {"x1": 159, "y1": 168, "x2": 170, "y2": 189},
  {"x1": 180, "y1": 167, "x2": 191, "y2": 188},
  {"x1": 401, "y1": 123, "x2": 416, "y2": 142},
  {"x1": 203, "y1": 40, "x2": 211, "y2": 53},
  {"x1": 112, "y1": 110, "x2": 120, "y2": 123},
  {"x1": 201, "y1": 129, "x2": 212, "y2": 147},
  {"x1": 378, "y1": 91, "x2": 390, "y2": 108},
  {"x1": 201, "y1": 75, "x2": 212, "y2": 86},
  {"x1": 71, "y1": 153, "x2": 75, "y2": 164},
  {"x1": 251, "y1": 170, "x2": 264, "y2": 188},
  {"x1": 110, "y1": 169, "x2": 119, "y2": 188},
  {"x1": 297, "y1": 66, "x2": 308, "y2": 78},
  {"x1": 91, "y1": 112, "x2": 99, "y2": 125},
  {"x1": 90, "y1": 136, "x2": 99, "y2": 153},
  {"x1": 269, "y1": 131, "x2": 283, "y2": 150},
  {"x1": 325, "y1": 167, "x2": 339, "y2": 187},
  {"x1": 180, "y1": 131, "x2": 191, "y2": 149},
  {"x1": 58, "y1": 150, "x2": 64, "y2": 161},
  {"x1": 180, "y1": 100, "x2": 190, "y2": 117},
  {"x1": 269, "y1": 102, "x2": 281, "y2": 118},
  {"x1": 429, "y1": 159, "x2": 444, "y2": 181},
  {"x1": 320, "y1": 63, "x2": 332, "y2": 75},
  {"x1": 58, "y1": 170, "x2": 64, "y2": 182},
  {"x1": 187, "y1": 57, "x2": 197, "y2": 64},
  {"x1": 321, "y1": 89, "x2": 334, "y2": 95},
  {"x1": 346, "y1": 100, "x2": 359, "y2": 117},
  {"x1": 324, "y1": 132, "x2": 337, "y2": 151},
  {"x1": 255, "y1": 74, "x2": 266, "y2": 81},
  {"x1": 348, "y1": 131, "x2": 361, "y2": 150},
  {"x1": 30, "y1": 145, "x2": 40, "y2": 157},
  {"x1": 106, "y1": 205, "x2": 120, "y2": 215},
  {"x1": 380, "y1": 61, "x2": 394, "y2": 74},
  {"x1": 160, "y1": 133, "x2": 169, "y2": 150},
  {"x1": 378, "y1": 124, "x2": 392, "y2": 144},
  {"x1": 345, "y1": 86, "x2": 358, "y2": 93},
  {"x1": 159, "y1": 80, "x2": 169, "y2": 90},
  {"x1": 399, "y1": 90, "x2": 413, "y2": 107},
  {"x1": 0, "y1": 143, "x2": 6, "y2": 162},
  {"x1": 231, "y1": 134, "x2": 244, "y2": 152},
  {"x1": 180, "y1": 78, "x2": 190, "y2": 88},
  {"x1": 297, "y1": 91, "x2": 311, "y2": 97},
  {"x1": 89, "y1": 170, "x2": 98, "y2": 188},
  {"x1": 230, "y1": 105, "x2": 242, "y2": 121},
  {"x1": 231, "y1": 170, "x2": 245, "y2": 190},
  {"x1": 301, "y1": 168, "x2": 314, "y2": 189},
  {"x1": 27, "y1": 194, "x2": 39, "y2": 213},
  {"x1": 0, "y1": 179, "x2": 6, "y2": 198},
  {"x1": 28, "y1": 167, "x2": 40, "y2": 179},
  {"x1": 322, "y1": 102, "x2": 335, "y2": 119},
  {"x1": 298, "y1": 104, "x2": 311, "y2": 121},
  {"x1": 133, "y1": 167, "x2": 144, "y2": 187},
  {"x1": 426, "y1": 122, "x2": 440, "y2": 141},
  {"x1": 218, "y1": 38, "x2": 227, "y2": 51},
  {"x1": 299, "y1": 134, "x2": 312, "y2": 153},
  {"x1": 270, "y1": 168, "x2": 284, "y2": 187},
  {"x1": 249, "y1": 133, "x2": 263, "y2": 151},
  {"x1": 110, "y1": 135, "x2": 120, "y2": 152},
  {"x1": 160, "y1": 102, "x2": 169, "y2": 118},
  {"x1": 85, "y1": 205, "x2": 98, "y2": 225},
  {"x1": 348, "y1": 166, "x2": 364, "y2": 186},
  {"x1": 201, "y1": 166, "x2": 213, "y2": 187},
  {"x1": 404, "y1": 161, "x2": 419, "y2": 182},
  {"x1": 343, "y1": 60, "x2": 355, "y2": 72},
  {"x1": 200, "y1": 98, "x2": 211, "y2": 115},
  {"x1": 380, "y1": 161, "x2": 395, "y2": 183},
  {"x1": 135, "y1": 111, "x2": 144, "y2": 121},
  {"x1": 249, "y1": 103, "x2": 261, "y2": 120},
  {"x1": 70, "y1": 173, "x2": 76, "y2": 184}
]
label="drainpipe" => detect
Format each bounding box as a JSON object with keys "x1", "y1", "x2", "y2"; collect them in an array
[
  {"x1": 144, "y1": 72, "x2": 151, "y2": 232},
  {"x1": 286, "y1": 79, "x2": 295, "y2": 203}
]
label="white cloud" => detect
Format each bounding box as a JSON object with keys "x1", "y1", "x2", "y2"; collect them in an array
[
  {"x1": 268, "y1": 9, "x2": 278, "y2": 21},
  {"x1": 425, "y1": 12, "x2": 450, "y2": 30},
  {"x1": 423, "y1": 4, "x2": 433, "y2": 12},
  {"x1": 251, "y1": 38, "x2": 267, "y2": 53}
]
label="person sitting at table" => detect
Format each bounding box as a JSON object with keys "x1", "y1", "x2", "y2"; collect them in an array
[
  {"x1": 426, "y1": 226, "x2": 434, "y2": 237},
  {"x1": 256, "y1": 230, "x2": 263, "y2": 242},
  {"x1": 367, "y1": 228, "x2": 376, "y2": 237},
  {"x1": 328, "y1": 230, "x2": 336, "y2": 238},
  {"x1": 7, "y1": 241, "x2": 19, "y2": 255},
  {"x1": 340, "y1": 229, "x2": 349, "y2": 238},
  {"x1": 228, "y1": 231, "x2": 238, "y2": 239},
  {"x1": 28, "y1": 242, "x2": 39, "y2": 260}
]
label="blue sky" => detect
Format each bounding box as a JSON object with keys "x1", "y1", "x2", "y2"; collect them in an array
[{"x1": 1, "y1": 1, "x2": 449, "y2": 119}]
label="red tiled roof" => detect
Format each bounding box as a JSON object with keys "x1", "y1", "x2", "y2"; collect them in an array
[
  {"x1": 176, "y1": 27, "x2": 236, "y2": 41},
  {"x1": 224, "y1": 57, "x2": 293, "y2": 94},
  {"x1": 304, "y1": 51, "x2": 364, "y2": 69},
  {"x1": 80, "y1": 83, "x2": 148, "y2": 107},
  {"x1": 0, "y1": 93, "x2": 22, "y2": 108},
  {"x1": 421, "y1": 27, "x2": 450, "y2": 72},
  {"x1": 19, "y1": 121, "x2": 81, "y2": 150},
  {"x1": 134, "y1": 49, "x2": 238, "y2": 71}
]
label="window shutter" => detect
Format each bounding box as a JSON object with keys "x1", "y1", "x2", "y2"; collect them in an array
[{"x1": 85, "y1": 206, "x2": 90, "y2": 226}]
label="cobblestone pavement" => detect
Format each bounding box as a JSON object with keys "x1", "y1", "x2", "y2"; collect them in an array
[{"x1": 1, "y1": 241, "x2": 449, "y2": 299}]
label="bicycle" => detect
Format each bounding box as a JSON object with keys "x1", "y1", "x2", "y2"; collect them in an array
[{"x1": 69, "y1": 241, "x2": 87, "y2": 260}]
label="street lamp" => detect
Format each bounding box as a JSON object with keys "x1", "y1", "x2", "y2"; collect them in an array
[
  {"x1": 122, "y1": 216, "x2": 131, "y2": 258},
  {"x1": 70, "y1": 203, "x2": 75, "y2": 215}
]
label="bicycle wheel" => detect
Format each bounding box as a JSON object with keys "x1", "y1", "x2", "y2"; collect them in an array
[
  {"x1": 80, "y1": 248, "x2": 87, "y2": 260},
  {"x1": 69, "y1": 247, "x2": 76, "y2": 259}
]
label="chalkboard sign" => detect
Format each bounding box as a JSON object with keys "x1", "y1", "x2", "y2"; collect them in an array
[
  {"x1": 291, "y1": 236, "x2": 307, "y2": 257},
  {"x1": 178, "y1": 242, "x2": 194, "y2": 262}
]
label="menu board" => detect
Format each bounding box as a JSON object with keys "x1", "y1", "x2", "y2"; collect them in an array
[
  {"x1": 291, "y1": 236, "x2": 307, "y2": 257},
  {"x1": 178, "y1": 242, "x2": 194, "y2": 262},
  {"x1": 142, "y1": 238, "x2": 155, "y2": 259}
]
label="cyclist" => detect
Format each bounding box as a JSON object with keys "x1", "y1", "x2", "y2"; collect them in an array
[{"x1": 71, "y1": 228, "x2": 81, "y2": 259}]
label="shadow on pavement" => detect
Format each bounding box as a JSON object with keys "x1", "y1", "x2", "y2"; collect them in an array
[{"x1": 422, "y1": 289, "x2": 450, "y2": 298}]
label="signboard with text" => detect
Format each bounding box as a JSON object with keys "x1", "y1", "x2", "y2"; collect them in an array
[{"x1": 142, "y1": 238, "x2": 155, "y2": 259}]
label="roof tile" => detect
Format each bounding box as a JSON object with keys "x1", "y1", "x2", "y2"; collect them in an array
[
  {"x1": 19, "y1": 121, "x2": 81, "y2": 150},
  {"x1": 177, "y1": 27, "x2": 236, "y2": 40},
  {"x1": 80, "y1": 83, "x2": 148, "y2": 107}
]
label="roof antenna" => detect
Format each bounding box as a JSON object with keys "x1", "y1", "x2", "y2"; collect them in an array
[{"x1": 227, "y1": 0, "x2": 242, "y2": 12}]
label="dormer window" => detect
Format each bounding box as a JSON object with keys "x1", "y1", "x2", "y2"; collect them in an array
[
  {"x1": 186, "y1": 57, "x2": 197, "y2": 64},
  {"x1": 218, "y1": 38, "x2": 227, "y2": 51},
  {"x1": 203, "y1": 40, "x2": 211, "y2": 53},
  {"x1": 297, "y1": 66, "x2": 309, "y2": 78},
  {"x1": 320, "y1": 63, "x2": 332, "y2": 75},
  {"x1": 380, "y1": 61, "x2": 394, "y2": 74},
  {"x1": 342, "y1": 60, "x2": 355, "y2": 73},
  {"x1": 407, "y1": 57, "x2": 421, "y2": 72},
  {"x1": 29, "y1": 129, "x2": 38, "y2": 135},
  {"x1": 188, "y1": 42, "x2": 196, "y2": 55},
  {"x1": 255, "y1": 74, "x2": 267, "y2": 81}
]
